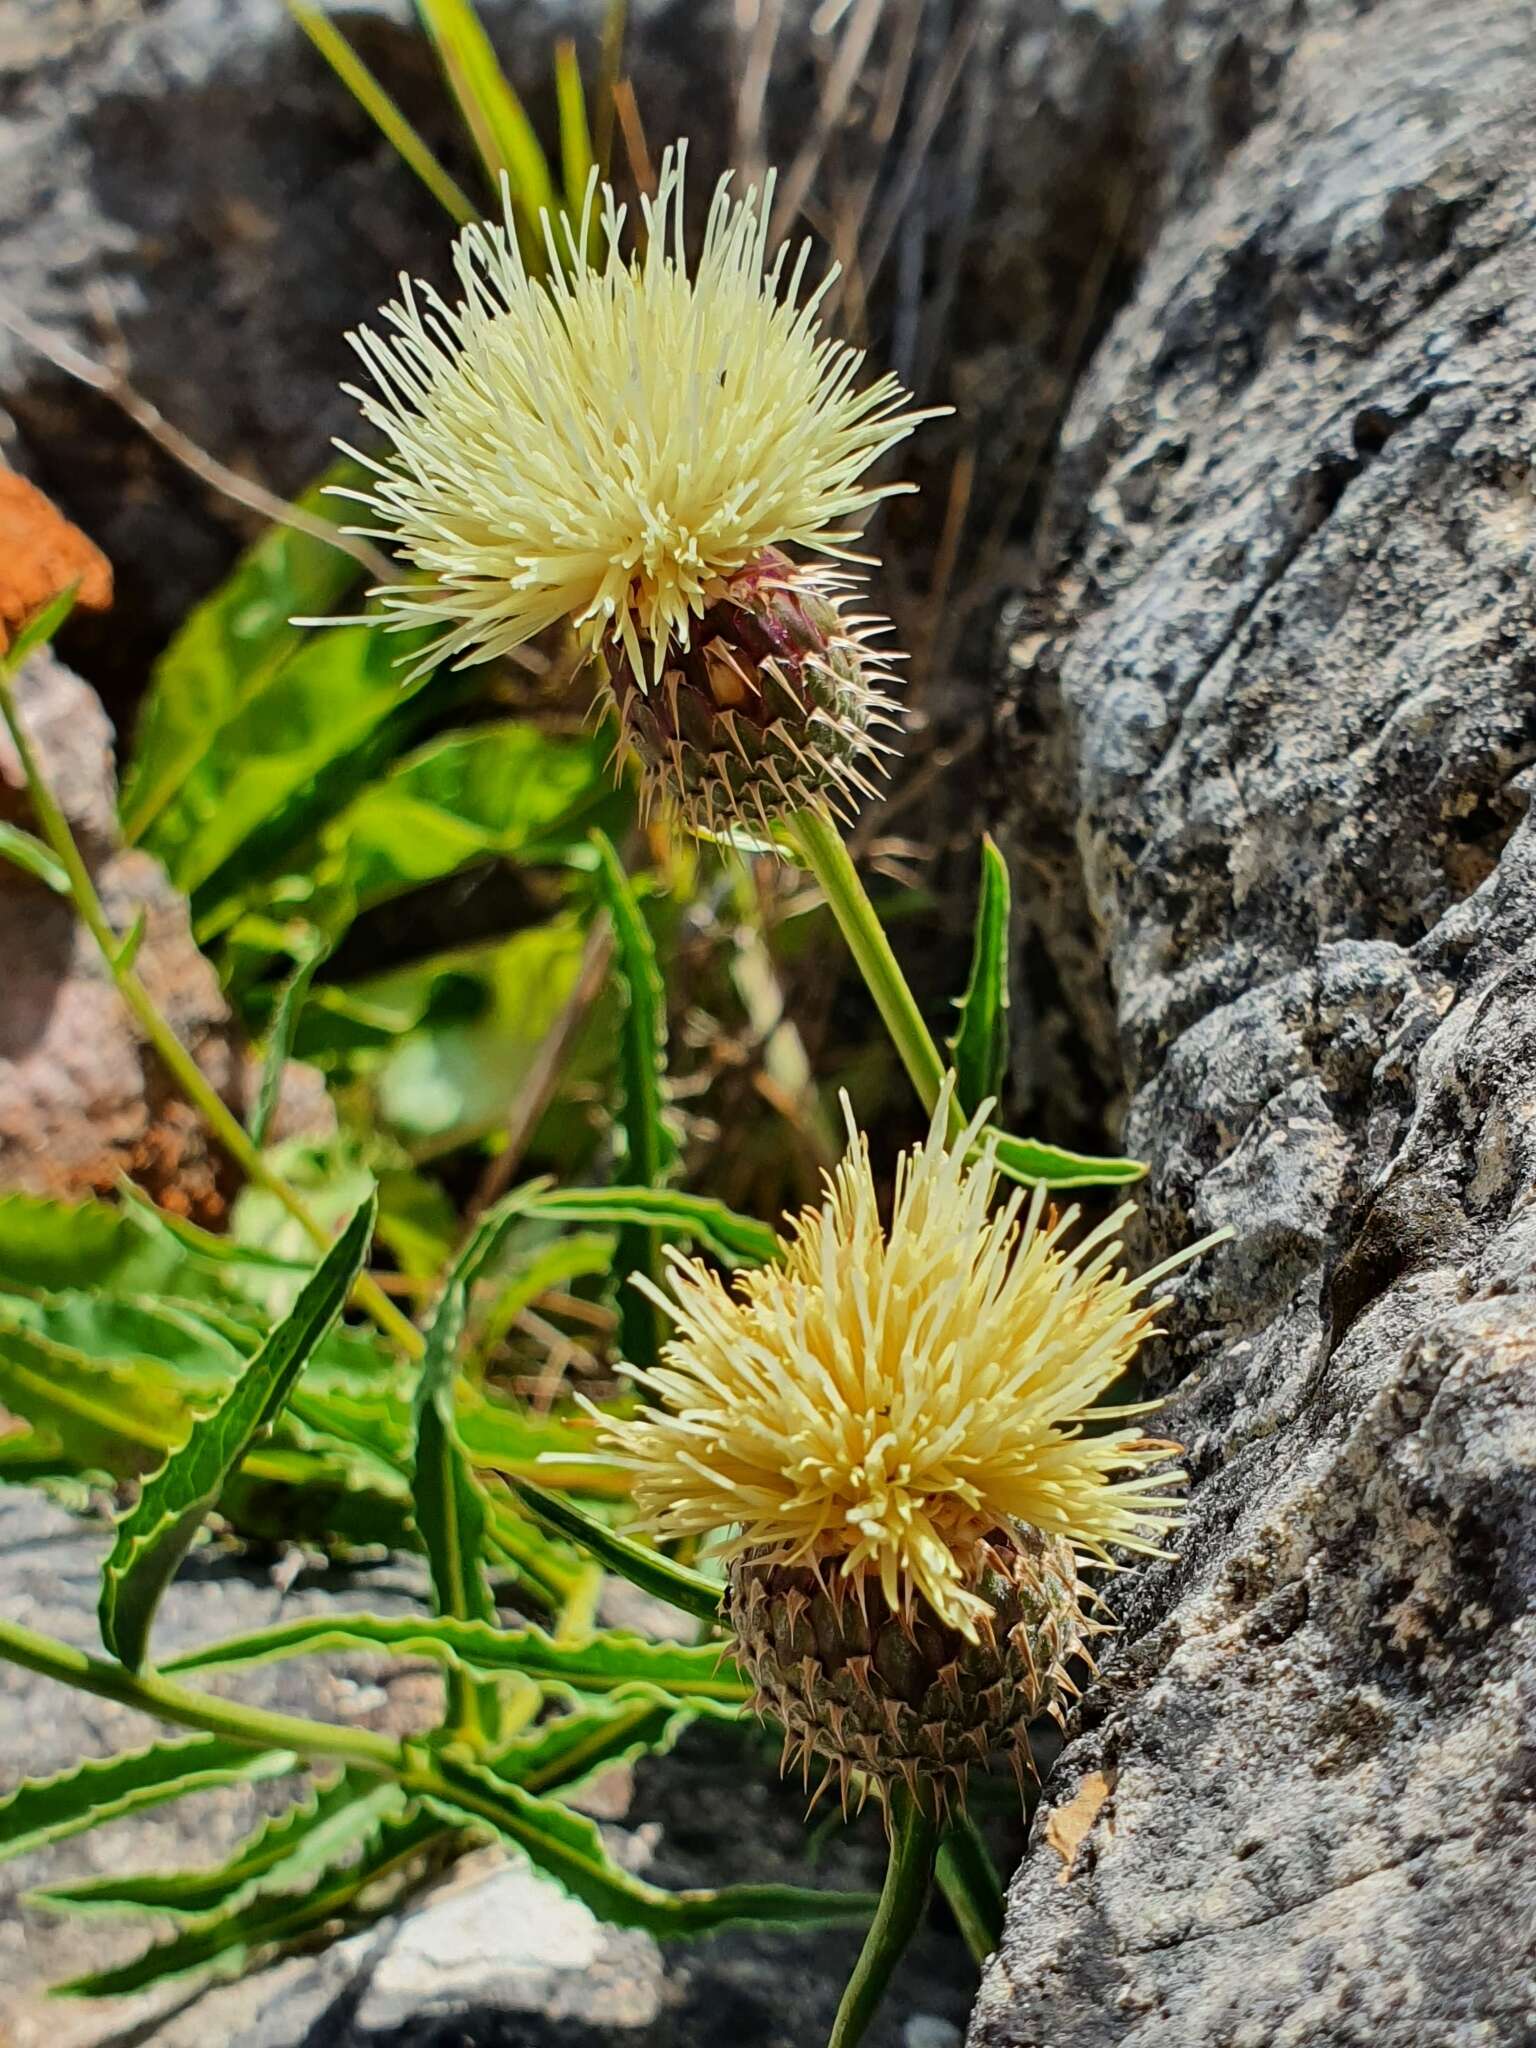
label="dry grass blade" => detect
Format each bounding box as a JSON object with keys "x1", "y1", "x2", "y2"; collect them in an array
[{"x1": 0, "y1": 299, "x2": 394, "y2": 584}]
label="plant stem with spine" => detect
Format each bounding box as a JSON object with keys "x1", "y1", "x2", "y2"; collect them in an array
[
  {"x1": 827, "y1": 1784, "x2": 940, "y2": 2048},
  {"x1": 786, "y1": 805, "x2": 961, "y2": 1139},
  {"x1": 0, "y1": 673, "x2": 423, "y2": 1362}
]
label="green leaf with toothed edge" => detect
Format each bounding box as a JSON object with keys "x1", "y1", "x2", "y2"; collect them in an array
[
  {"x1": 491, "y1": 1695, "x2": 687, "y2": 1797},
  {"x1": 97, "y1": 1195, "x2": 378, "y2": 1669},
  {"x1": 983, "y1": 1127, "x2": 1145, "y2": 1189},
  {"x1": 507, "y1": 1477, "x2": 724, "y2": 1625},
  {"x1": 27, "y1": 1771, "x2": 397, "y2": 1917},
  {"x1": 949, "y1": 835, "x2": 1012, "y2": 1117},
  {"x1": 0, "y1": 1738, "x2": 295, "y2": 1866},
  {"x1": 52, "y1": 1802, "x2": 452, "y2": 1999},
  {"x1": 422, "y1": 1751, "x2": 877, "y2": 1936},
  {"x1": 161, "y1": 1612, "x2": 749, "y2": 1717}
]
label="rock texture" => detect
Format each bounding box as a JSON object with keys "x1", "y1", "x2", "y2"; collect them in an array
[
  {"x1": 974, "y1": 2, "x2": 1536, "y2": 2044},
  {"x1": 0, "y1": 1490, "x2": 970, "y2": 2047},
  {"x1": 0, "y1": 649, "x2": 331, "y2": 1216}
]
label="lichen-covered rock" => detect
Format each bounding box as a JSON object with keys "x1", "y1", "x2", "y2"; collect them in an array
[{"x1": 973, "y1": 2, "x2": 1536, "y2": 2043}]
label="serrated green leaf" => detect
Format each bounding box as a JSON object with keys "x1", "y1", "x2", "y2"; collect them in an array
[
  {"x1": 0, "y1": 820, "x2": 67, "y2": 892},
  {"x1": 508, "y1": 1479, "x2": 723, "y2": 1626},
  {"x1": 0, "y1": 1737, "x2": 294, "y2": 1866},
  {"x1": 54, "y1": 1802, "x2": 450, "y2": 1998},
  {"x1": 29, "y1": 1770, "x2": 395, "y2": 1916},
  {"x1": 120, "y1": 471, "x2": 365, "y2": 845},
  {"x1": 162, "y1": 1613, "x2": 747, "y2": 1716},
  {"x1": 0, "y1": 1319, "x2": 192, "y2": 1476},
  {"x1": 492, "y1": 1695, "x2": 685, "y2": 1797},
  {"x1": 950, "y1": 836, "x2": 1012, "y2": 1116},
  {"x1": 592, "y1": 834, "x2": 676, "y2": 1370},
  {"x1": 98, "y1": 1195, "x2": 379, "y2": 1668},
  {"x1": 530, "y1": 1186, "x2": 778, "y2": 1267},
  {"x1": 0, "y1": 586, "x2": 77, "y2": 679},
  {"x1": 984, "y1": 1127, "x2": 1146, "y2": 1189},
  {"x1": 423, "y1": 1752, "x2": 875, "y2": 1936}
]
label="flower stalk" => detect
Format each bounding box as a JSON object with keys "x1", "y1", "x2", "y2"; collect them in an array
[
  {"x1": 828, "y1": 1786, "x2": 940, "y2": 2048},
  {"x1": 785, "y1": 803, "x2": 956, "y2": 1135}
]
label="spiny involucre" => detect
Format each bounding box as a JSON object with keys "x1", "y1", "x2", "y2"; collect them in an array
[
  {"x1": 336, "y1": 143, "x2": 939, "y2": 831},
  {"x1": 600, "y1": 1089, "x2": 1226, "y2": 1810}
]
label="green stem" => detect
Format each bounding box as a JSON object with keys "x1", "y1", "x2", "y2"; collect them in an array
[
  {"x1": 0, "y1": 676, "x2": 422, "y2": 1361},
  {"x1": 828, "y1": 1786, "x2": 940, "y2": 2048},
  {"x1": 936, "y1": 1810, "x2": 1006, "y2": 1965},
  {"x1": 787, "y1": 807, "x2": 960, "y2": 1138},
  {"x1": 0, "y1": 1613, "x2": 401, "y2": 1774}
]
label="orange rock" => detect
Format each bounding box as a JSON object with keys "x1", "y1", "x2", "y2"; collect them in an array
[{"x1": 0, "y1": 472, "x2": 113, "y2": 653}]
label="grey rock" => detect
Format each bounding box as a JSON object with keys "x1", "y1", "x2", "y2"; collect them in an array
[
  {"x1": 974, "y1": 1, "x2": 1536, "y2": 2044},
  {"x1": 0, "y1": 1489, "x2": 975, "y2": 2045}
]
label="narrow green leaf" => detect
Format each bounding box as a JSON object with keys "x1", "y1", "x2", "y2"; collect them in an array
[
  {"x1": 162, "y1": 1613, "x2": 747, "y2": 1716},
  {"x1": 29, "y1": 1771, "x2": 395, "y2": 1916},
  {"x1": 508, "y1": 1478, "x2": 722, "y2": 1626},
  {"x1": 553, "y1": 38, "x2": 593, "y2": 218},
  {"x1": 949, "y1": 836, "x2": 1012, "y2": 1116},
  {"x1": 984, "y1": 1127, "x2": 1146, "y2": 1189},
  {"x1": 0, "y1": 820, "x2": 67, "y2": 892},
  {"x1": 98, "y1": 1195, "x2": 378, "y2": 1668},
  {"x1": 423, "y1": 1752, "x2": 876, "y2": 1936},
  {"x1": 592, "y1": 832, "x2": 676, "y2": 1369},
  {"x1": 248, "y1": 937, "x2": 328, "y2": 1147},
  {"x1": 0, "y1": 587, "x2": 77, "y2": 680},
  {"x1": 0, "y1": 1737, "x2": 293, "y2": 1866},
  {"x1": 414, "y1": 0, "x2": 558, "y2": 230},
  {"x1": 291, "y1": 3, "x2": 477, "y2": 223},
  {"x1": 110, "y1": 908, "x2": 146, "y2": 975},
  {"x1": 530, "y1": 1186, "x2": 777, "y2": 1268},
  {"x1": 54, "y1": 1803, "x2": 449, "y2": 1998}
]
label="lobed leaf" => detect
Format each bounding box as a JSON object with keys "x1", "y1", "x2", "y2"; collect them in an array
[
  {"x1": 492, "y1": 1695, "x2": 686, "y2": 1797},
  {"x1": 29, "y1": 1770, "x2": 396, "y2": 1917},
  {"x1": 98, "y1": 1196, "x2": 378, "y2": 1668},
  {"x1": 0, "y1": 1737, "x2": 294, "y2": 1867},
  {"x1": 423, "y1": 1751, "x2": 876, "y2": 1936},
  {"x1": 529, "y1": 1186, "x2": 778, "y2": 1268},
  {"x1": 54, "y1": 1802, "x2": 451, "y2": 1998},
  {"x1": 162, "y1": 1612, "x2": 748, "y2": 1717}
]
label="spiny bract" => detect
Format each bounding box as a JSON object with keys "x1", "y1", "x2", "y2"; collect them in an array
[
  {"x1": 335, "y1": 142, "x2": 935, "y2": 693},
  {"x1": 601, "y1": 1088, "x2": 1223, "y2": 1808}
]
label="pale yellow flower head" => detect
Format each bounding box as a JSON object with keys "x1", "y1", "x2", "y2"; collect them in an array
[
  {"x1": 603, "y1": 1089, "x2": 1222, "y2": 1636},
  {"x1": 337, "y1": 143, "x2": 936, "y2": 683}
]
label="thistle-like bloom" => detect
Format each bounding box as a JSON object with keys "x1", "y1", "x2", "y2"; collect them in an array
[
  {"x1": 336, "y1": 144, "x2": 932, "y2": 696},
  {"x1": 600, "y1": 1091, "x2": 1223, "y2": 1810}
]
